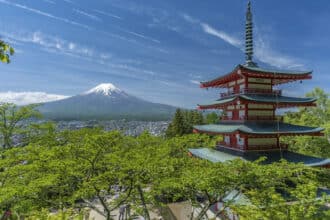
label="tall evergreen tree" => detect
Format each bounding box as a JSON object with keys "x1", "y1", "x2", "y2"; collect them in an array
[
  {"x1": 166, "y1": 109, "x2": 205, "y2": 137},
  {"x1": 183, "y1": 110, "x2": 193, "y2": 134},
  {"x1": 192, "y1": 110, "x2": 204, "y2": 125},
  {"x1": 166, "y1": 109, "x2": 185, "y2": 137}
]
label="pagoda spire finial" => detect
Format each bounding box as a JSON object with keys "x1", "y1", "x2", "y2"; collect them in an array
[{"x1": 245, "y1": 1, "x2": 257, "y2": 67}]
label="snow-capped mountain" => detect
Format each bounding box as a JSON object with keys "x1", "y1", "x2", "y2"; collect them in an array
[
  {"x1": 38, "y1": 83, "x2": 177, "y2": 121},
  {"x1": 85, "y1": 83, "x2": 124, "y2": 96}
]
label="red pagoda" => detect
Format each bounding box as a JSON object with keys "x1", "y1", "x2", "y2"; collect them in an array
[{"x1": 189, "y1": 1, "x2": 330, "y2": 168}]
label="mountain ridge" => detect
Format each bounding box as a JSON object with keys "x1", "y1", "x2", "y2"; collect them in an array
[{"x1": 38, "y1": 83, "x2": 177, "y2": 121}]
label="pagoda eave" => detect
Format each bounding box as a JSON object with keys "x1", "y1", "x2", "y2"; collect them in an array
[
  {"x1": 246, "y1": 72, "x2": 312, "y2": 85},
  {"x1": 193, "y1": 123, "x2": 324, "y2": 137},
  {"x1": 188, "y1": 148, "x2": 330, "y2": 168},
  {"x1": 197, "y1": 102, "x2": 316, "y2": 110},
  {"x1": 200, "y1": 65, "x2": 312, "y2": 88},
  {"x1": 194, "y1": 129, "x2": 324, "y2": 137},
  {"x1": 197, "y1": 96, "x2": 317, "y2": 110},
  {"x1": 200, "y1": 72, "x2": 241, "y2": 88},
  {"x1": 240, "y1": 131, "x2": 324, "y2": 137}
]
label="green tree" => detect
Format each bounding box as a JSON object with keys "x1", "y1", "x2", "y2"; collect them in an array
[
  {"x1": 183, "y1": 110, "x2": 193, "y2": 134},
  {"x1": 0, "y1": 128, "x2": 328, "y2": 219},
  {"x1": 0, "y1": 103, "x2": 41, "y2": 149},
  {"x1": 191, "y1": 110, "x2": 203, "y2": 125},
  {"x1": 166, "y1": 109, "x2": 205, "y2": 137},
  {"x1": 284, "y1": 88, "x2": 330, "y2": 157},
  {"x1": 205, "y1": 112, "x2": 220, "y2": 124},
  {"x1": 0, "y1": 40, "x2": 14, "y2": 63},
  {"x1": 166, "y1": 109, "x2": 185, "y2": 137},
  {"x1": 235, "y1": 160, "x2": 329, "y2": 220}
]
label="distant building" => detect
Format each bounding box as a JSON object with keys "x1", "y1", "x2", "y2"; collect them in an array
[{"x1": 190, "y1": 1, "x2": 330, "y2": 168}]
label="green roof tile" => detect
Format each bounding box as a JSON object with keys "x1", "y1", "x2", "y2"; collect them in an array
[
  {"x1": 198, "y1": 94, "x2": 316, "y2": 108},
  {"x1": 240, "y1": 94, "x2": 316, "y2": 103},
  {"x1": 189, "y1": 148, "x2": 240, "y2": 163},
  {"x1": 241, "y1": 64, "x2": 312, "y2": 75},
  {"x1": 189, "y1": 148, "x2": 330, "y2": 167},
  {"x1": 200, "y1": 65, "x2": 312, "y2": 87},
  {"x1": 193, "y1": 122, "x2": 323, "y2": 135}
]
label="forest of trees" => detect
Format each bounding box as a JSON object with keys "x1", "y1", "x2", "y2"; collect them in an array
[
  {"x1": 0, "y1": 126, "x2": 329, "y2": 219},
  {"x1": 0, "y1": 89, "x2": 329, "y2": 219},
  {"x1": 165, "y1": 109, "x2": 219, "y2": 137}
]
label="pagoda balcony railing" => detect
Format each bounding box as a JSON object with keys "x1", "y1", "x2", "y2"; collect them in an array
[
  {"x1": 217, "y1": 142, "x2": 245, "y2": 150},
  {"x1": 217, "y1": 142, "x2": 288, "y2": 151},
  {"x1": 220, "y1": 88, "x2": 282, "y2": 98},
  {"x1": 221, "y1": 115, "x2": 283, "y2": 122},
  {"x1": 247, "y1": 143, "x2": 288, "y2": 151}
]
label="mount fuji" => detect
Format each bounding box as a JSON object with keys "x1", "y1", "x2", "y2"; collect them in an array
[{"x1": 38, "y1": 83, "x2": 177, "y2": 121}]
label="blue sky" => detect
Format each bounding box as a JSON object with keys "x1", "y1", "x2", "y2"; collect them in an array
[{"x1": 0, "y1": 0, "x2": 330, "y2": 108}]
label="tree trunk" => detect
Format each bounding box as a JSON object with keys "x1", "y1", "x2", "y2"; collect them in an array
[
  {"x1": 137, "y1": 185, "x2": 150, "y2": 220},
  {"x1": 196, "y1": 203, "x2": 212, "y2": 220},
  {"x1": 3, "y1": 135, "x2": 10, "y2": 149},
  {"x1": 190, "y1": 206, "x2": 195, "y2": 220},
  {"x1": 98, "y1": 196, "x2": 112, "y2": 220}
]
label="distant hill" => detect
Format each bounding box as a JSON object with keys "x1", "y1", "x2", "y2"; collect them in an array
[{"x1": 38, "y1": 83, "x2": 177, "y2": 121}]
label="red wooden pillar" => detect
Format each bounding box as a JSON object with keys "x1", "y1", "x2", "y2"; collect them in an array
[
  {"x1": 245, "y1": 103, "x2": 248, "y2": 120},
  {"x1": 243, "y1": 134, "x2": 248, "y2": 151},
  {"x1": 233, "y1": 83, "x2": 237, "y2": 93},
  {"x1": 231, "y1": 134, "x2": 237, "y2": 148},
  {"x1": 245, "y1": 76, "x2": 249, "y2": 91}
]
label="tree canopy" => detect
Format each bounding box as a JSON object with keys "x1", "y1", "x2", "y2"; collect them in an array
[
  {"x1": 166, "y1": 109, "x2": 204, "y2": 137},
  {"x1": 0, "y1": 41, "x2": 14, "y2": 64},
  {"x1": 0, "y1": 128, "x2": 329, "y2": 219},
  {"x1": 284, "y1": 88, "x2": 330, "y2": 158},
  {"x1": 0, "y1": 103, "x2": 41, "y2": 149},
  {"x1": 0, "y1": 88, "x2": 329, "y2": 219}
]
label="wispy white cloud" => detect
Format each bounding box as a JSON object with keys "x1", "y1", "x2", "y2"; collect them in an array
[
  {"x1": 42, "y1": 0, "x2": 55, "y2": 4},
  {"x1": 119, "y1": 28, "x2": 161, "y2": 44},
  {"x1": 73, "y1": 9, "x2": 102, "y2": 22},
  {"x1": 201, "y1": 23, "x2": 242, "y2": 48},
  {"x1": 1, "y1": 37, "x2": 23, "y2": 46},
  {"x1": 0, "y1": 0, "x2": 162, "y2": 48},
  {"x1": 0, "y1": 0, "x2": 90, "y2": 29},
  {"x1": 182, "y1": 13, "x2": 242, "y2": 48},
  {"x1": 182, "y1": 13, "x2": 303, "y2": 69},
  {"x1": 93, "y1": 9, "x2": 122, "y2": 20},
  {"x1": 99, "y1": 27, "x2": 162, "y2": 46},
  {"x1": 39, "y1": 45, "x2": 159, "y2": 79},
  {"x1": 182, "y1": 14, "x2": 199, "y2": 24},
  {"x1": 190, "y1": 80, "x2": 200, "y2": 85},
  {"x1": 0, "y1": 92, "x2": 69, "y2": 105},
  {"x1": 254, "y1": 35, "x2": 304, "y2": 70},
  {"x1": 0, "y1": 30, "x2": 112, "y2": 61},
  {"x1": 62, "y1": 0, "x2": 74, "y2": 4}
]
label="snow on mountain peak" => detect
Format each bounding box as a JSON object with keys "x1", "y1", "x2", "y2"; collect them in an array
[{"x1": 86, "y1": 83, "x2": 122, "y2": 96}]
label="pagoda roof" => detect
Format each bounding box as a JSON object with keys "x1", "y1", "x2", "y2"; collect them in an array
[
  {"x1": 200, "y1": 64, "x2": 312, "y2": 88},
  {"x1": 188, "y1": 147, "x2": 330, "y2": 167},
  {"x1": 198, "y1": 94, "x2": 316, "y2": 109},
  {"x1": 193, "y1": 122, "x2": 323, "y2": 135},
  {"x1": 242, "y1": 65, "x2": 312, "y2": 75}
]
